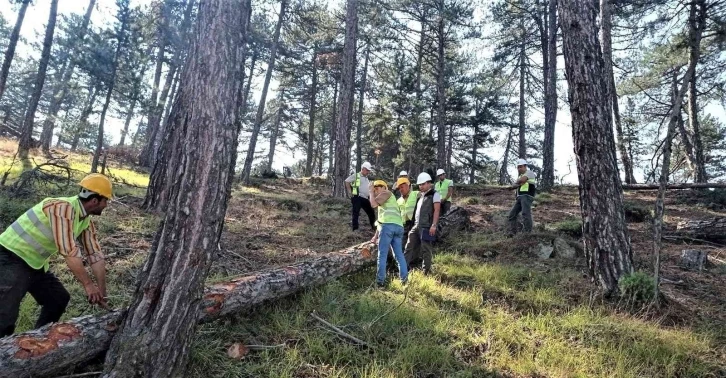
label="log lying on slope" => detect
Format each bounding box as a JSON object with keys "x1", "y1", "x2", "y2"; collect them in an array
[
  {"x1": 621, "y1": 183, "x2": 726, "y2": 190},
  {"x1": 671, "y1": 217, "x2": 726, "y2": 242},
  {"x1": 0, "y1": 206, "x2": 470, "y2": 378}
]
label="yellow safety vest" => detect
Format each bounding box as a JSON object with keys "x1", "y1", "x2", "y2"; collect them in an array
[
  {"x1": 377, "y1": 195, "x2": 404, "y2": 227},
  {"x1": 435, "y1": 179, "x2": 453, "y2": 202},
  {"x1": 517, "y1": 172, "x2": 536, "y2": 197},
  {"x1": 0, "y1": 196, "x2": 91, "y2": 271},
  {"x1": 397, "y1": 190, "x2": 419, "y2": 222},
  {"x1": 351, "y1": 173, "x2": 361, "y2": 195}
]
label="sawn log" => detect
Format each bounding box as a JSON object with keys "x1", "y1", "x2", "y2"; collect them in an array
[
  {"x1": 0, "y1": 207, "x2": 470, "y2": 378},
  {"x1": 673, "y1": 217, "x2": 726, "y2": 242}
]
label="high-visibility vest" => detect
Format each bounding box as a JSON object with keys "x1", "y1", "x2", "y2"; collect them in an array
[
  {"x1": 377, "y1": 195, "x2": 404, "y2": 227},
  {"x1": 435, "y1": 179, "x2": 453, "y2": 202},
  {"x1": 351, "y1": 173, "x2": 361, "y2": 195},
  {"x1": 397, "y1": 190, "x2": 419, "y2": 222},
  {"x1": 0, "y1": 196, "x2": 91, "y2": 271},
  {"x1": 517, "y1": 172, "x2": 536, "y2": 197}
]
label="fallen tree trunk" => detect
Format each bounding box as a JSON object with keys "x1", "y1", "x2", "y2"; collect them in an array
[
  {"x1": 621, "y1": 183, "x2": 726, "y2": 190},
  {"x1": 0, "y1": 207, "x2": 470, "y2": 377},
  {"x1": 672, "y1": 217, "x2": 726, "y2": 242}
]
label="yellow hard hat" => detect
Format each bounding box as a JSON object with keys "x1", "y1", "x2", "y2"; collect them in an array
[
  {"x1": 373, "y1": 180, "x2": 388, "y2": 189},
  {"x1": 396, "y1": 177, "x2": 410, "y2": 187},
  {"x1": 79, "y1": 173, "x2": 113, "y2": 199}
]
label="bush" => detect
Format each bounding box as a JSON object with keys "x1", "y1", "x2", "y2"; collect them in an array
[
  {"x1": 551, "y1": 217, "x2": 582, "y2": 238},
  {"x1": 619, "y1": 271, "x2": 655, "y2": 306},
  {"x1": 623, "y1": 201, "x2": 651, "y2": 223}
]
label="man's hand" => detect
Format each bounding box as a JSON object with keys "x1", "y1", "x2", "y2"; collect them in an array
[
  {"x1": 429, "y1": 225, "x2": 436, "y2": 236},
  {"x1": 84, "y1": 282, "x2": 108, "y2": 309}
]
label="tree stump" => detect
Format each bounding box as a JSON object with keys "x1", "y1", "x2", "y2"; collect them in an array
[{"x1": 680, "y1": 249, "x2": 708, "y2": 271}]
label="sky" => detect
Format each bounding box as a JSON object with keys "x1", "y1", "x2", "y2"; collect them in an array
[{"x1": 1, "y1": 0, "x2": 724, "y2": 184}]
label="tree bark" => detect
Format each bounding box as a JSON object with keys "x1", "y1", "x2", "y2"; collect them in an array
[
  {"x1": 101, "y1": 1, "x2": 245, "y2": 376},
  {"x1": 599, "y1": 0, "x2": 636, "y2": 185},
  {"x1": 267, "y1": 91, "x2": 284, "y2": 172},
  {"x1": 687, "y1": 0, "x2": 707, "y2": 183},
  {"x1": 241, "y1": 0, "x2": 288, "y2": 185},
  {"x1": 17, "y1": 0, "x2": 59, "y2": 158},
  {"x1": 559, "y1": 0, "x2": 633, "y2": 295},
  {"x1": 328, "y1": 79, "x2": 338, "y2": 176},
  {"x1": 622, "y1": 182, "x2": 726, "y2": 190},
  {"x1": 332, "y1": 0, "x2": 359, "y2": 197},
  {"x1": 540, "y1": 0, "x2": 558, "y2": 191},
  {"x1": 0, "y1": 207, "x2": 470, "y2": 377},
  {"x1": 138, "y1": 3, "x2": 168, "y2": 168},
  {"x1": 305, "y1": 50, "x2": 319, "y2": 177},
  {"x1": 0, "y1": 0, "x2": 31, "y2": 103},
  {"x1": 652, "y1": 70, "x2": 680, "y2": 307},
  {"x1": 435, "y1": 0, "x2": 447, "y2": 168},
  {"x1": 517, "y1": 31, "x2": 526, "y2": 159},
  {"x1": 498, "y1": 127, "x2": 513, "y2": 185},
  {"x1": 355, "y1": 44, "x2": 369, "y2": 172},
  {"x1": 470, "y1": 101, "x2": 479, "y2": 184},
  {"x1": 674, "y1": 217, "x2": 726, "y2": 241},
  {"x1": 39, "y1": 0, "x2": 97, "y2": 152},
  {"x1": 90, "y1": 5, "x2": 130, "y2": 173}
]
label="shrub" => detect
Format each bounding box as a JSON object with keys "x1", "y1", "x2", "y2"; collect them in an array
[
  {"x1": 551, "y1": 217, "x2": 582, "y2": 238},
  {"x1": 619, "y1": 271, "x2": 655, "y2": 306},
  {"x1": 623, "y1": 201, "x2": 651, "y2": 223}
]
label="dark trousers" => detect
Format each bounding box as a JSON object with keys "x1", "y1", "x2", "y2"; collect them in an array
[
  {"x1": 403, "y1": 226, "x2": 434, "y2": 273},
  {"x1": 441, "y1": 201, "x2": 452, "y2": 216},
  {"x1": 0, "y1": 246, "x2": 70, "y2": 337},
  {"x1": 508, "y1": 195, "x2": 534, "y2": 234},
  {"x1": 351, "y1": 195, "x2": 376, "y2": 231}
]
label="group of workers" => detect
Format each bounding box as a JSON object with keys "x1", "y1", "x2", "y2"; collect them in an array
[
  {"x1": 346, "y1": 159, "x2": 536, "y2": 286},
  {"x1": 0, "y1": 159, "x2": 536, "y2": 336}
]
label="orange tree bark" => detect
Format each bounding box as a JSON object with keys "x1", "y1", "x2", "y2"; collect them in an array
[
  {"x1": 100, "y1": 1, "x2": 246, "y2": 377},
  {"x1": 559, "y1": 0, "x2": 633, "y2": 295}
]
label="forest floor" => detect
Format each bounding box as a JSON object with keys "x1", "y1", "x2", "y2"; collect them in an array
[{"x1": 1, "y1": 138, "x2": 725, "y2": 377}]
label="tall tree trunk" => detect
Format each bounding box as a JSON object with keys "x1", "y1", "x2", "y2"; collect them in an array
[
  {"x1": 676, "y1": 104, "x2": 697, "y2": 178},
  {"x1": 91, "y1": 5, "x2": 130, "y2": 173},
  {"x1": 332, "y1": 0, "x2": 359, "y2": 197},
  {"x1": 17, "y1": 0, "x2": 59, "y2": 158},
  {"x1": 267, "y1": 91, "x2": 284, "y2": 172},
  {"x1": 71, "y1": 85, "x2": 100, "y2": 152},
  {"x1": 40, "y1": 0, "x2": 96, "y2": 152},
  {"x1": 600, "y1": 0, "x2": 635, "y2": 185},
  {"x1": 498, "y1": 127, "x2": 513, "y2": 185},
  {"x1": 540, "y1": 0, "x2": 558, "y2": 191},
  {"x1": 688, "y1": 0, "x2": 707, "y2": 183},
  {"x1": 138, "y1": 3, "x2": 168, "y2": 167},
  {"x1": 305, "y1": 49, "x2": 319, "y2": 176},
  {"x1": 470, "y1": 102, "x2": 479, "y2": 184},
  {"x1": 102, "y1": 1, "x2": 245, "y2": 376},
  {"x1": 446, "y1": 121, "x2": 454, "y2": 172},
  {"x1": 517, "y1": 32, "x2": 526, "y2": 159},
  {"x1": 241, "y1": 0, "x2": 287, "y2": 185},
  {"x1": 559, "y1": 0, "x2": 633, "y2": 295},
  {"x1": 652, "y1": 71, "x2": 681, "y2": 308},
  {"x1": 328, "y1": 79, "x2": 338, "y2": 175},
  {"x1": 118, "y1": 99, "x2": 137, "y2": 147},
  {"x1": 241, "y1": 49, "x2": 258, "y2": 118},
  {"x1": 435, "y1": 1, "x2": 446, "y2": 169},
  {"x1": 0, "y1": 0, "x2": 30, "y2": 102},
  {"x1": 355, "y1": 44, "x2": 369, "y2": 172}
]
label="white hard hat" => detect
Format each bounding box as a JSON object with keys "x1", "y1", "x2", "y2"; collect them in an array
[
  {"x1": 436, "y1": 169, "x2": 446, "y2": 176},
  {"x1": 416, "y1": 172, "x2": 432, "y2": 185},
  {"x1": 399, "y1": 170, "x2": 408, "y2": 176},
  {"x1": 361, "y1": 162, "x2": 372, "y2": 170},
  {"x1": 516, "y1": 159, "x2": 528, "y2": 166}
]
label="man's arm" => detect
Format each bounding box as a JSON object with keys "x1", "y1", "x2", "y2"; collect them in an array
[
  {"x1": 80, "y1": 223, "x2": 107, "y2": 299},
  {"x1": 370, "y1": 190, "x2": 391, "y2": 208},
  {"x1": 45, "y1": 202, "x2": 106, "y2": 307},
  {"x1": 445, "y1": 184, "x2": 454, "y2": 201},
  {"x1": 345, "y1": 181, "x2": 353, "y2": 197},
  {"x1": 429, "y1": 202, "x2": 441, "y2": 236},
  {"x1": 508, "y1": 175, "x2": 528, "y2": 190}
]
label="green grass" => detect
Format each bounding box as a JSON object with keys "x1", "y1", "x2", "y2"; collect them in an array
[
  {"x1": 187, "y1": 253, "x2": 723, "y2": 378},
  {"x1": 549, "y1": 217, "x2": 583, "y2": 238}
]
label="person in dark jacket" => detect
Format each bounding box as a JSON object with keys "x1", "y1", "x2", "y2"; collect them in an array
[{"x1": 403, "y1": 172, "x2": 441, "y2": 275}]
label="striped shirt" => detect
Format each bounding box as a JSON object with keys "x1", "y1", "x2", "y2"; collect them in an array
[{"x1": 42, "y1": 199, "x2": 104, "y2": 264}]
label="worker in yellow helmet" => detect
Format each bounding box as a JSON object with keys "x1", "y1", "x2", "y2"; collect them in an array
[{"x1": 0, "y1": 173, "x2": 112, "y2": 336}]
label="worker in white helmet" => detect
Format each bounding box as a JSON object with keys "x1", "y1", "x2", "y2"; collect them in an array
[
  {"x1": 507, "y1": 159, "x2": 536, "y2": 235},
  {"x1": 403, "y1": 172, "x2": 440, "y2": 275}
]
